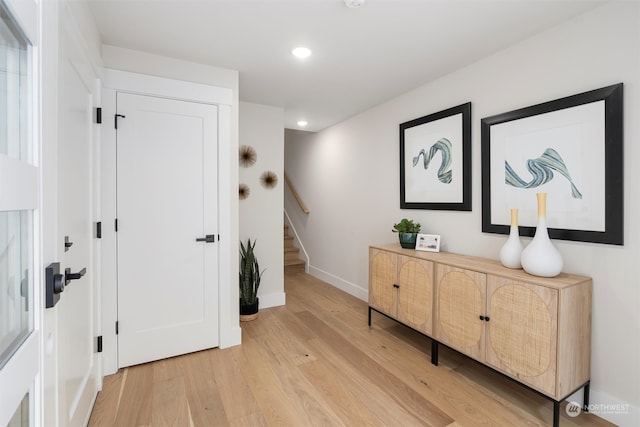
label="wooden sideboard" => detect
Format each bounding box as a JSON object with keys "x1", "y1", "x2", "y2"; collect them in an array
[{"x1": 368, "y1": 244, "x2": 592, "y2": 427}]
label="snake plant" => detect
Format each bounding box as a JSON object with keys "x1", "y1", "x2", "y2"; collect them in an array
[{"x1": 239, "y1": 238, "x2": 264, "y2": 306}]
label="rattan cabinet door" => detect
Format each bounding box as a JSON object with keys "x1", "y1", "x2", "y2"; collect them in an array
[
  {"x1": 396, "y1": 255, "x2": 433, "y2": 335},
  {"x1": 485, "y1": 276, "x2": 558, "y2": 397},
  {"x1": 434, "y1": 265, "x2": 486, "y2": 360},
  {"x1": 369, "y1": 248, "x2": 398, "y2": 317}
]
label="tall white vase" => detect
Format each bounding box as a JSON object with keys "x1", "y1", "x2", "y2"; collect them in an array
[
  {"x1": 500, "y1": 209, "x2": 523, "y2": 269},
  {"x1": 521, "y1": 193, "x2": 563, "y2": 277}
]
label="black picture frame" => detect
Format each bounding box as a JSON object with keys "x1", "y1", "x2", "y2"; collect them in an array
[
  {"x1": 481, "y1": 83, "x2": 623, "y2": 245},
  {"x1": 400, "y1": 102, "x2": 471, "y2": 210}
]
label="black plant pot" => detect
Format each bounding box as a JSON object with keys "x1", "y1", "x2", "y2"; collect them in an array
[{"x1": 240, "y1": 298, "x2": 259, "y2": 321}]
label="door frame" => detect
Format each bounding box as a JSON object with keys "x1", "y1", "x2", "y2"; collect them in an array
[{"x1": 100, "y1": 69, "x2": 239, "y2": 375}]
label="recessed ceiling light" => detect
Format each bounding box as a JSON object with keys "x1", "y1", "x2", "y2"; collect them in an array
[
  {"x1": 344, "y1": 0, "x2": 365, "y2": 8},
  {"x1": 292, "y1": 47, "x2": 311, "y2": 59},
  {"x1": 297, "y1": 120, "x2": 308, "y2": 127}
]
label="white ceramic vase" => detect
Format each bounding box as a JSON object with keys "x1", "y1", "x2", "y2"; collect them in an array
[
  {"x1": 520, "y1": 193, "x2": 563, "y2": 277},
  {"x1": 499, "y1": 209, "x2": 523, "y2": 269}
]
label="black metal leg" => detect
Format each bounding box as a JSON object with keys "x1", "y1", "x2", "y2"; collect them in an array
[
  {"x1": 368, "y1": 307, "x2": 371, "y2": 327},
  {"x1": 553, "y1": 401, "x2": 560, "y2": 427},
  {"x1": 431, "y1": 340, "x2": 439, "y2": 366},
  {"x1": 584, "y1": 381, "x2": 591, "y2": 412}
]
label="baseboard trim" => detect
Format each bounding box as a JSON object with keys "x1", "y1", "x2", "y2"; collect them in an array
[
  {"x1": 219, "y1": 326, "x2": 242, "y2": 348},
  {"x1": 308, "y1": 265, "x2": 368, "y2": 301},
  {"x1": 259, "y1": 291, "x2": 286, "y2": 309}
]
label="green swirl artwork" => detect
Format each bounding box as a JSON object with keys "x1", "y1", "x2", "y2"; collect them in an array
[
  {"x1": 412, "y1": 138, "x2": 453, "y2": 184},
  {"x1": 505, "y1": 148, "x2": 582, "y2": 199}
]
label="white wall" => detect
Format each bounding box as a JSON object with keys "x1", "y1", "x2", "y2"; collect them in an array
[
  {"x1": 284, "y1": 2, "x2": 639, "y2": 425},
  {"x1": 239, "y1": 102, "x2": 285, "y2": 309}
]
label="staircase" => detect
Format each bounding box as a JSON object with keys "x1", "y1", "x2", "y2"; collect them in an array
[{"x1": 284, "y1": 224, "x2": 306, "y2": 272}]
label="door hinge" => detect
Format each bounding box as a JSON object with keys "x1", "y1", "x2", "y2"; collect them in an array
[
  {"x1": 115, "y1": 321, "x2": 119, "y2": 335},
  {"x1": 115, "y1": 218, "x2": 118, "y2": 232},
  {"x1": 95, "y1": 107, "x2": 102, "y2": 124},
  {"x1": 96, "y1": 336, "x2": 103, "y2": 353},
  {"x1": 96, "y1": 221, "x2": 102, "y2": 239},
  {"x1": 115, "y1": 114, "x2": 126, "y2": 129}
]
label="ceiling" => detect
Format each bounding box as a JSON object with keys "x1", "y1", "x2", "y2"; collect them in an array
[{"x1": 87, "y1": 0, "x2": 604, "y2": 132}]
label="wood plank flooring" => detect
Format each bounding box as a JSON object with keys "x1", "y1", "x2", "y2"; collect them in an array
[{"x1": 88, "y1": 270, "x2": 615, "y2": 426}]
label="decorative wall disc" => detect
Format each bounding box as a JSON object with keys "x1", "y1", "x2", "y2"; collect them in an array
[
  {"x1": 260, "y1": 171, "x2": 278, "y2": 189},
  {"x1": 239, "y1": 183, "x2": 250, "y2": 200},
  {"x1": 239, "y1": 145, "x2": 257, "y2": 167}
]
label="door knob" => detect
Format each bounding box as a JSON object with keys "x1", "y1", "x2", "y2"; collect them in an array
[
  {"x1": 65, "y1": 267, "x2": 87, "y2": 285},
  {"x1": 195, "y1": 234, "x2": 216, "y2": 243},
  {"x1": 45, "y1": 263, "x2": 65, "y2": 308}
]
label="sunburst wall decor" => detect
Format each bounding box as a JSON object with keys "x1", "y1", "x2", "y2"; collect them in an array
[
  {"x1": 239, "y1": 183, "x2": 250, "y2": 200},
  {"x1": 260, "y1": 171, "x2": 278, "y2": 189},
  {"x1": 239, "y1": 145, "x2": 257, "y2": 168}
]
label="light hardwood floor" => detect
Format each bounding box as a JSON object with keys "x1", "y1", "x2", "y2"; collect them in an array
[{"x1": 88, "y1": 270, "x2": 614, "y2": 427}]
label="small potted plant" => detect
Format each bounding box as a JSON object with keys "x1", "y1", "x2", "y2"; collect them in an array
[
  {"x1": 239, "y1": 238, "x2": 264, "y2": 321},
  {"x1": 392, "y1": 218, "x2": 422, "y2": 249}
]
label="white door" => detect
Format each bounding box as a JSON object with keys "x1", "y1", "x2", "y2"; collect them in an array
[
  {"x1": 0, "y1": 1, "x2": 39, "y2": 425},
  {"x1": 116, "y1": 92, "x2": 219, "y2": 368},
  {"x1": 55, "y1": 26, "x2": 99, "y2": 426}
]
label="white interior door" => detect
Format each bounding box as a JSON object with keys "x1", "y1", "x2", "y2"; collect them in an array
[
  {"x1": 55, "y1": 26, "x2": 99, "y2": 426},
  {"x1": 116, "y1": 92, "x2": 219, "y2": 368}
]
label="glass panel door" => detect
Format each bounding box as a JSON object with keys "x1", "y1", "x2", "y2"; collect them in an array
[
  {"x1": 0, "y1": 1, "x2": 38, "y2": 426},
  {"x1": 0, "y1": 0, "x2": 31, "y2": 162},
  {"x1": 7, "y1": 393, "x2": 29, "y2": 427},
  {"x1": 0, "y1": 210, "x2": 32, "y2": 368}
]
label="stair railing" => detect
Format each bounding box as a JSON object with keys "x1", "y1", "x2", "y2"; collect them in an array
[
  {"x1": 284, "y1": 172, "x2": 310, "y2": 215},
  {"x1": 284, "y1": 209, "x2": 310, "y2": 273}
]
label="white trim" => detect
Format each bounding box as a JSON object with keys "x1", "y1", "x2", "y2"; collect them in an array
[
  {"x1": 102, "y1": 69, "x2": 232, "y2": 106},
  {"x1": 217, "y1": 105, "x2": 241, "y2": 348},
  {"x1": 308, "y1": 265, "x2": 368, "y2": 302},
  {"x1": 99, "y1": 87, "x2": 118, "y2": 375},
  {"x1": 259, "y1": 292, "x2": 287, "y2": 309}
]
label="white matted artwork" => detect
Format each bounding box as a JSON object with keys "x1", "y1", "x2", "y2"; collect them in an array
[
  {"x1": 490, "y1": 101, "x2": 605, "y2": 231},
  {"x1": 481, "y1": 83, "x2": 623, "y2": 245},
  {"x1": 400, "y1": 103, "x2": 471, "y2": 211}
]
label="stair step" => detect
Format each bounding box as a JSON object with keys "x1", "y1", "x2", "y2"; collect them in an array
[
  {"x1": 284, "y1": 224, "x2": 305, "y2": 271},
  {"x1": 284, "y1": 258, "x2": 306, "y2": 267},
  {"x1": 285, "y1": 251, "x2": 302, "y2": 261}
]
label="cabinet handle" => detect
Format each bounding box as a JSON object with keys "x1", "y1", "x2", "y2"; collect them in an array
[
  {"x1": 479, "y1": 315, "x2": 485, "y2": 321},
  {"x1": 479, "y1": 315, "x2": 490, "y2": 322},
  {"x1": 393, "y1": 284, "x2": 400, "y2": 289}
]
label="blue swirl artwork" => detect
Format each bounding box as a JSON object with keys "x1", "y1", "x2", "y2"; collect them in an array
[
  {"x1": 412, "y1": 138, "x2": 452, "y2": 184},
  {"x1": 505, "y1": 148, "x2": 582, "y2": 199}
]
